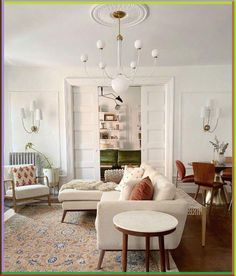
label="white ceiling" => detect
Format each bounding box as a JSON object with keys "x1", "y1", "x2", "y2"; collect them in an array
[{"x1": 4, "y1": 4, "x2": 232, "y2": 67}]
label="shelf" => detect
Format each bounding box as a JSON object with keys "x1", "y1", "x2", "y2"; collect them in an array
[
  {"x1": 100, "y1": 138, "x2": 119, "y2": 140},
  {"x1": 100, "y1": 129, "x2": 120, "y2": 131}
]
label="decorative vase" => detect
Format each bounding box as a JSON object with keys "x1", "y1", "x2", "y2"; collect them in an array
[
  {"x1": 217, "y1": 153, "x2": 225, "y2": 165},
  {"x1": 43, "y1": 167, "x2": 60, "y2": 187}
]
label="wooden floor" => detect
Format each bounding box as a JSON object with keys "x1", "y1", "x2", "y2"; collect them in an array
[
  {"x1": 172, "y1": 195, "x2": 232, "y2": 272},
  {"x1": 4, "y1": 194, "x2": 232, "y2": 272}
]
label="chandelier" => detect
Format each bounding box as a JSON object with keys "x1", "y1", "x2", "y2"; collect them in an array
[{"x1": 80, "y1": 8, "x2": 159, "y2": 94}]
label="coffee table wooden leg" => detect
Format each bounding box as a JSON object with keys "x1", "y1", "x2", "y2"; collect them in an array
[
  {"x1": 158, "y1": 235, "x2": 166, "y2": 272},
  {"x1": 122, "y1": 233, "x2": 128, "y2": 272},
  {"x1": 145, "y1": 236, "x2": 150, "y2": 272}
]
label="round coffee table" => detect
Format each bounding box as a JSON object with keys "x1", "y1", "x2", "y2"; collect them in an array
[{"x1": 113, "y1": 210, "x2": 178, "y2": 272}]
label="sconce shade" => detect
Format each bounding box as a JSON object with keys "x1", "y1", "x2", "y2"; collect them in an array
[
  {"x1": 35, "y1": 109, "x2": 43, "y2": 121},
  {"x1": 30, "y1": 100, "x2": 36, "y2": 112},
  {"x1": 20, "y1": 108, "x2": 26, "y2": 119},
  {"x1": 215, "y1": 108, "x2": 221, "y2": 118},
  {"x1": 200, "y1": 107, "x2": 210, "y2": 119}
]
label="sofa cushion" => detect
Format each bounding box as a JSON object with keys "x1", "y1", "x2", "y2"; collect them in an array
[
  {"x1": 129, "y1": 177, "x2": 154, "y2": 200},
  {"x1": 100, "y1": 191, "x2": 120, "y2": 201},
  {"x1": 115, "y1": 166, "x2": 144, "y2": 191},
  {"x1": 119, "y1": 179, "x2": 141, "y2": 201},
  {"x1": 11, "y1": 165, "x2": 37, "y2": 187},
  {"x1": 58, "y1": 189, "x2": 103, "y2": 202},
  {"x1": 117, "y1": 150, "x2": 141, "y2": 166},
  {"x1": 6, "y1": 184, "x2": 49, "y2": 200}
]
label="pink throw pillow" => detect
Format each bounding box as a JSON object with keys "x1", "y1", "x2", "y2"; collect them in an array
[
  {"x1": 129, "y1": 176, "x2": 154, "y2": 200},
  {"x1": 12, "y1": 165, "x2": 36, "y2": 187}
]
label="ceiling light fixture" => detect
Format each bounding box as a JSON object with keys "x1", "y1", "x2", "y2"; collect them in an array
[
  {"x1": 99, "y1": 86, "x2": 123, "y2": 110},
  {"x1": 81, "y1": 8, "x2": 159, "y2": 94}
]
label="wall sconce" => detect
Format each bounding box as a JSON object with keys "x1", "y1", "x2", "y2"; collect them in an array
[
  {"x1": 200, "y1": 99, "x2": 220, "y2": 133},
  {"x1": 20, "y1": 100, "x2": 43, "y2": 133},
  {"x1": 99, "y1": 86, "x2": 123, "y2": 110}
]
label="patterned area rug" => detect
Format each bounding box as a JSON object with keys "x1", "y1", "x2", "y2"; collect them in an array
[{"x1": 4, "y1": 205, "x2": 178, "y2": 272}]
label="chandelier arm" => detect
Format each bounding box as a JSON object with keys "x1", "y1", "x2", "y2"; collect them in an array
[
  {"x1": 21, "y1": 118, "x2": 33, "y2": 134},
  {"x1": 147, "y1": 57, "x2": 158, "y2": 78},
  {"x1": 83, "y1": 62, "x2": 90, "y2": 77}
]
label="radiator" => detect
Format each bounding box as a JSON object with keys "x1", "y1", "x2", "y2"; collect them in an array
[{"x1": 9, "y1": 152, "x2": 38, "y2": 165}]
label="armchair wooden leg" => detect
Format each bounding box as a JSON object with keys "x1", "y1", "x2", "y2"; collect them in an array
[
  {"x1": 13, "y1": 197, "x2": 17, "y2": 213},
  {"x1": 97, "y1": 250, "x2": 105, "y2": 270},
  {"x1": 61, "y1": 210, "x2": 67, "y2": 223},
  {"x1": 48, "y1": 195, "x2": 51, "y2": 206}
]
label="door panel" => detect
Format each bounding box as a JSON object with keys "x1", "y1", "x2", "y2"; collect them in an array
[
  {"x1": 73, "y1": 86, "x2": 100, "y2": 180},
  {"x1": 141, "y1": 85, "x2": 170, "y2": 178}
]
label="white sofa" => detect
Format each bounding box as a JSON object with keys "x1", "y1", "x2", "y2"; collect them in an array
[{"x1": 95, "y1": 190, "x2": 188, "y2": 269}]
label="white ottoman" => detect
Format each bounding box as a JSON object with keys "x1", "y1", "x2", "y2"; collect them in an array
[{"x1": 58, "y1": 189, "x2": 103, "y2": 222}]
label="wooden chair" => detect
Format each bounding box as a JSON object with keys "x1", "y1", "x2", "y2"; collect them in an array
[
  {"x1": 221, "y1": 157, "x2": 232, "y2": 211},
  {"x1": 192, "y1": 162, "x2": 228, "y2": 214},
  {"x1": 175, "y1": 160, "x2": 194, "y2": 187},
  {"x1": 4, "y1": 165, "x2": 51, "y2": 212}
]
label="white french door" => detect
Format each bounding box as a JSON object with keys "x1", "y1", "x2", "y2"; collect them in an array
[
  {"x1": 141, "y1": 85, "x2": 173, "y2": 180},
  {"x1": 72, "y1": 86, "x2": 100, "y2": 180}
]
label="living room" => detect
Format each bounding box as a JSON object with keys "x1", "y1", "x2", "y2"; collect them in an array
[{"x1": 2, "y1": 1, "x2": 232, "y2": 273}]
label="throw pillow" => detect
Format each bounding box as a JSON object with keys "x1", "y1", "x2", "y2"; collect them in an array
[
  {"x1": 119, "y1": 179, "x2": 141, "y2": 201},
  {"x1": 142, "y1": 164, "x2": 158, "y2": 183},
  {"x1": 129, "y1": 176, "x2": 154, "y2": 200},
  {"x1": 115, "y1": 166, "x2": 144, "y2": 191},
  {"x1": 152, "y1": 174, "x2": 176, "y2": 201},
  {"x1": 12, "y1": 165, "x2": 36, "y2": 187}
]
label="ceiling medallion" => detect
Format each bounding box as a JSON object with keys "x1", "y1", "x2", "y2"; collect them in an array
[{"x1": 90, "y1": 4, "x2": 149, "y2": 27}]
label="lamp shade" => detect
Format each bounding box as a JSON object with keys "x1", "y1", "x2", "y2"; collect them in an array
[
  {"x1": 35, "y1": 109, "x2": 43, "y2": 121},
  {"x1": 30, "y1": 100, "x2": 36, "y2": 112},
  {"x1": 111, "y1": 75, "x2": 129, "y2": 94},
  {"x1": 20, "y1": 108, "x2": 26, "y2": 119},
  {"x1": 200, "y1": 106, "x2": 210, "y2": 118}
]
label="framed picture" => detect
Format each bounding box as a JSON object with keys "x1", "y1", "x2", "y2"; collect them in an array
[{"x1": 104, "y1": 114, "x2": 116, "y2": 121}]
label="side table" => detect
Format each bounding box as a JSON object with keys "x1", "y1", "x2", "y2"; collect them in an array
[{"x1": 113, "y1": 210, "x2": 178, "y2": 272}]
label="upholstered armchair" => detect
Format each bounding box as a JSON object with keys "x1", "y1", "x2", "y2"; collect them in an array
[{"x1": 4, "y1": 165, "x2": 51, "y2": 212}]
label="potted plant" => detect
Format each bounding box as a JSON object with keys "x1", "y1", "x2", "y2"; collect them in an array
[
  {"x1": 209, "y1": 136, "x2": 229, "y2": 165},
  {"x1": 25, "y1": 142, "x2": 59, "y2": 187}
]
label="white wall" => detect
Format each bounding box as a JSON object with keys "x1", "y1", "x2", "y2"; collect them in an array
[
  {"x1": 4, "y1": 65, "x2": 232, "y2": 184},
  {"x1": 99, "y1": 86, "x2": 141, "y2": 150}
]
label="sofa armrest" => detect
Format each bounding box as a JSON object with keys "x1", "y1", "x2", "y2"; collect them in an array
[{"x1": 96, "y1": 199, "x2": 188, "y2": 250}]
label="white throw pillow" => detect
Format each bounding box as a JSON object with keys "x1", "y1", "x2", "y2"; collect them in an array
[
  {"x1": 115, "y1": 166, "x2": 144, "y2": 191},
  {"x1": 154, "y1": 184, "x2": 176, "y2": 201},
  {"x1": 119, "y1": 179, "x2": 141, "y2": 200},
  {"x1": 142, "y1": 164, "x2": 158, "y2": 184},
  {"x1": 152, "y1": 173, "x2": 176, "y2": 200}
]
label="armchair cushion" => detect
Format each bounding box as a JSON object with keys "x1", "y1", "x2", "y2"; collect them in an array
[
  {"x1": 6, "y1": 184, "x2": 49, "y2": 199},
  {"x1": 12, "y1": 165, "x2": 36, "y2": 186}
]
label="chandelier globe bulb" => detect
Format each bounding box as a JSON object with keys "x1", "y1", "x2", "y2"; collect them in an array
[
  {"x1": 130, "y1": 61, "x2": 137, "y2": 69},
  {"x1": 98, "y1": 62, "x2": 106, "y2": 69},
  {"x1": 80, "y1": 54, "x2": 88, "y2": 62},
  {"x1": 151, "y1": 49, "x2": 159, "y2": 58},
  {"x1": 111, "y1": 74, "x2": 130, "y2": 94},
  {"x1": 96, "y1": 40, "x2": 105, "y2": 49},
  {"x1": 134, "y1": 40, "x2": 143, "y2": 50}
]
